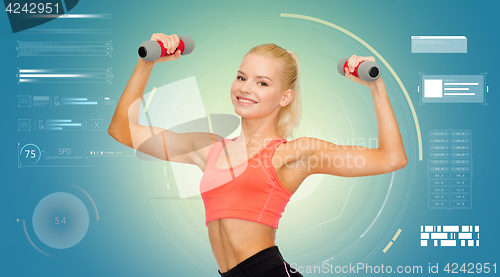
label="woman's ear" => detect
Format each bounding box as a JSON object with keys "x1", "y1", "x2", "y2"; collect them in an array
[{"x1": 281, "y1": 89, "x2": 293, "y2": 107}]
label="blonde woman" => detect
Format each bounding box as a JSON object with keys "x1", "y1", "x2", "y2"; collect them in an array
[{"x1": 109, "y1": 33, "x2": 407, "y2": 277}]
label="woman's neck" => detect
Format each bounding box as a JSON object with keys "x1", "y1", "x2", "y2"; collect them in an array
[{"x1": 236, "y1": 116, "x2": 281, "y2": 146}]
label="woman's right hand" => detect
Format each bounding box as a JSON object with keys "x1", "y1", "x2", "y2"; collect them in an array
[{"x1": 150, "y1": 33, "x2": 182, "y2": 64}]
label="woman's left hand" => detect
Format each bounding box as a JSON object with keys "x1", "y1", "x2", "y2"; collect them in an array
[{"x1": 344, "y1": 55, "x2": 381, "y2": 88}]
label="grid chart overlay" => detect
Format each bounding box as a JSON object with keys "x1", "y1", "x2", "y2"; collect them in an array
[{"x1": 428, "y1": 130, "x2": 472, "y2": 209}]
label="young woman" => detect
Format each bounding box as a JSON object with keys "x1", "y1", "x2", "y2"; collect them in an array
[{"x1": 109, "y1": 33, "x2": 407, "y2": 277}]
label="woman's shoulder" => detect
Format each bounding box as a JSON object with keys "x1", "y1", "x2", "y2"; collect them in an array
[{"x1": 274, "y1": 136, "x2": 313, "y2": 166}]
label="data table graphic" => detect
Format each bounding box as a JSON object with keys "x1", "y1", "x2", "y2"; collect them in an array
[{"x1": 428, "y1": 130, "x2": 472, "y2": 209}]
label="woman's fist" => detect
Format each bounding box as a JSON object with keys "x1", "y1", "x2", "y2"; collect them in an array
[
  {"x1": 149, "y1": 33, "x2": 182, "y2": 63},
  {"x1": 343, "y1": 55, "x2": 381, "y2": 88}
]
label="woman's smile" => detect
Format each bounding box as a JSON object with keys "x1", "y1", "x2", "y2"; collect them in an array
[{"x1": 237, "y1": 96, "x2": 258, "y2": 105}]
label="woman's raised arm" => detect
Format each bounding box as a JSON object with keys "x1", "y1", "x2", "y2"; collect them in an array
[
  {"x1": 108, "y1": 33, "x2": 223, "y2": 168},
  {"x1": 290, "y1": 55, "x2": 407, "y2": 177}
]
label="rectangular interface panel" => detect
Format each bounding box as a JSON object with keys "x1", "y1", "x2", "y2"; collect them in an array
[
  {"x1": 422, "y1": 75, "x2": 485, "y2": 103},
  {"x1": 411, "y1": 36, "x2": 467, "y2": 53}
]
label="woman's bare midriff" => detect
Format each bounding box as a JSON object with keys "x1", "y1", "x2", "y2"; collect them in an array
[{"x1": 208, "y1": 218, "x2": 277, "y2": 273}]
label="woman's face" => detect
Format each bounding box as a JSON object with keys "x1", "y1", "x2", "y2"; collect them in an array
[{"x1": 230, "y1": 53, "x2": 291, "y2": 119}]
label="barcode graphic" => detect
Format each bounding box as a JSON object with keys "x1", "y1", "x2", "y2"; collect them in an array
[{"x1": 420, "y1": 225, "x2": 479, "y2": 247}]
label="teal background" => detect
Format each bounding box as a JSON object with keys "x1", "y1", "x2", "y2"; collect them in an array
[{"x1": 1, "y1": 0, "x2": 499, "y2": 276}]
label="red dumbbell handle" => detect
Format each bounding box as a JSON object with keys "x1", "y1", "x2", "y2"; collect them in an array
[
  {"x1": 157, "y1": 39, "x2": 186, "y2": 56},
  {"x1": 344, "y1": 60, "x2": 366, "y2": 77}
]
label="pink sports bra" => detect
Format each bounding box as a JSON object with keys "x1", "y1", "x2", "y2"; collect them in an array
[{"x1": 199, "y1": 136, "x2": 292, "y2": 229}]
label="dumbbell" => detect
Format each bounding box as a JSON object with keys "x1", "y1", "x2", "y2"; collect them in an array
[
  {"x1": 337, "y1": 57, "x2": 380, "y2": 82},
  {"x1": 138, "y1": 35, "x2": 195, "y2": 62}
]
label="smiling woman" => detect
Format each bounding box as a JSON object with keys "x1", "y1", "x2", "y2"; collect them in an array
[
  {"x1": 201, "y1": 44, "x2": 305, "y2": 276},
  {"x1": 108, "y1": 33, "x2": 406, "y2": 277}
]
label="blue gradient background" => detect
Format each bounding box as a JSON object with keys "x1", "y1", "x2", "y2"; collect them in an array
[{"x1": 1, "y1": 0, "x2": 499, "y2": 276}]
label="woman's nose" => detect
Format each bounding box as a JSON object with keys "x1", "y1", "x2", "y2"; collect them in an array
[{"x1": 241, "y1": 81, "x2": 253, "y2": 94}]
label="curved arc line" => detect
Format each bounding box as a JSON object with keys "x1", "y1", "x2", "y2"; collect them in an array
[
  {"x1": 23, "y1": 220, "x2": 59, "y2": 258},
  {"x1": 279, "y1": 13, "x2": 423, "y2": 161},
  {"x1": 67, "y1": 183, "x2": 99, "y2": 221},
  {"x1": 360, "y1": 172, "x2": 394, "y2": 238}
]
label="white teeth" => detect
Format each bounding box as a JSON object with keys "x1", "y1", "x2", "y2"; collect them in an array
[{"x1": 238, "y1": 98, "x2": 256, "y2": 104}]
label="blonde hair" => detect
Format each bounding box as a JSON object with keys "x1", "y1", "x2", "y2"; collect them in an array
[{"x1": 246, "y1": 43, "x2": 301, "y2": 140}]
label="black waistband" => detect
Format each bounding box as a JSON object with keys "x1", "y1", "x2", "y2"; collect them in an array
[{"x1": 218, "y1": 245, "x2": 285, "y2": 276}]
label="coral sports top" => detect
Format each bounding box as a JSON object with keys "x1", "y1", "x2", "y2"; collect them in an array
[{"x1": 200, "y1": 136, "x2": 292, "y2": 229}]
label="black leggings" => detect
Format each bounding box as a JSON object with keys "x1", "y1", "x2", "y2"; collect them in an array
[{"x1": 217, "y1": 245, "x2": 304, "y2": 277}]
